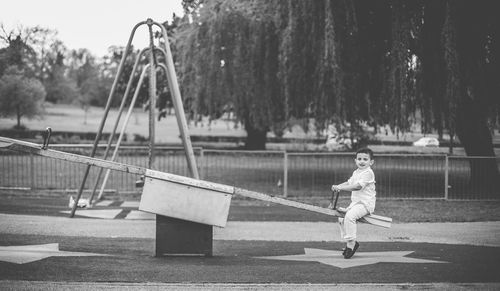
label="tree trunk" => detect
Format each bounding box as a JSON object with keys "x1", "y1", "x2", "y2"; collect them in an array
[
  {"x1": 83, "y1": 109, "x2": 88, "y2": 125},
  {"x1": 456, "y1": 99, "x2": 499, "y2": 197},
  {"x1": 245, "y1": 124, "x2": 267, "y2": 150},
  {"x1": 16, "y1": 107, "x2": 21, "y2": 128}
]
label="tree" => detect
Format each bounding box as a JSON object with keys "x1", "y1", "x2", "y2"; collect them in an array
[
  {"x1": 175, "y1": 0, "x2": 499, "y2": 161},
  {"x1": 22, "y1": 26, "x2": 61, "y2": 82},
  {"x1": 0, "y1": 25, "x2": 82, "y2": 105},
  {"x1": 369, "y1": 0, "x2": 499, "y2": 190},
  {"x1": 175, "y1": 0, "x2": 381, "y2": 149},
  {"x1": 439, "y1": 0, "x2": 499, "y2": 189},
  {"x1": 0, "y1": 25, "x2": 37, "y2": 77},
  {"x1": 67, "y1": 48, "x2": 117, "y2": 107},
  {"x1": 44, "y1": 45, "x2": 79, "y2": 103},
  {"x1": 176, "y1": 0, "x2": 283, "y2": 149},
  {"x1": 0, "y1": 66, "x2": 46, "y2": 129},
  {"x1": 76, "y1": 92, "x2": 92, "y2": 125},
  {"x1": 97, "y1": 46, "x2": 149, "y2": 108}
]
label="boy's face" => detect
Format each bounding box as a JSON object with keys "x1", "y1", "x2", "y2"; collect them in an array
[{"x1": 354, "y1": 153, "x2": 374, "y2": 170}]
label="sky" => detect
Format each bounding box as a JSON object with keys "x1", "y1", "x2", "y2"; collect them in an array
[{"x1": 0, "y1": 0, "x2": 184, "y2": 57}]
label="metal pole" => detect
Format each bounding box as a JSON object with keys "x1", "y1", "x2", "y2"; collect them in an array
[
  {"x1": 444, "y1": 155, "x2": 449, "y2": 200},
  {"x1": 70, "y1": 21, "x2": 147, "y2": 217},
  {"x1": 147, "y1": 19, "x2": 157, "y2": 169},
  {"x1": 97, "y1": 65, "x2": 152, "y2": 201},
  {"x1": 96, "y1": 61, "x2": 169, "y2": 200},
  {"x1": 153, "y1": 21, "x2": 199, "y2": 179},
  {"x1": 88, "y1": 47, "x2": 150, "y2": 205},
  {"x1": 283, "y1": 151, "x2": 288, "y2": 197},
  {"x1": 199, "y1": 149, "x2": 205, "y2": 180},
  {"x1": 30, "y1": 153, "x2": 35, "y2": 189}
]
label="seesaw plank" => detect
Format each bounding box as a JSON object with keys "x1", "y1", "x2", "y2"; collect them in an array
[
  {"x1": 146, "y1": 169, "x2": 234, "y2": 194},
  {"x1": 234, "y1": 188, "x2": 391, "y2": 228},
  {"x1": 0, "y1": 137, "x2": 145, "y2": 175}
]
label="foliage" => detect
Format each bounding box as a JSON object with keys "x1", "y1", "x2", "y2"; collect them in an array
[
  {"x1": 68, "y1": 49, "x2": 108, "y2": 107},
  {"x1": 0, "y1": 26, "x2": 120, "y2": 110},
  {"x1": 44, "y1": 46, "x2": 79, "y2": 103},
  {"x1": 0, "y1": 66, "x2": 46, "y2": 128},
  {"x1": 175, "y1": 0, "x2": 382, "y2": 148},
  {"x1": 99, "y1": 46, "x2": 145, "y2": 107},
  {"x1": 0, "y1": 25, "x2": 84, "y2": 105},
  {"x1": 174, "y1": 0, "x2": 499, "y2": 157},
  {"x1": 0, "y1": 25, "x2": 38, "y2": 77},
  {"x1": 175, "y1": 0, "x2": 282, "y2": 148}
]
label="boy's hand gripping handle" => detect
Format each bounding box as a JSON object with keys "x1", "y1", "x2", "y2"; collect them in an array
[{"x1": 329, "y1": 189, "x2": 340, "y2": 210}]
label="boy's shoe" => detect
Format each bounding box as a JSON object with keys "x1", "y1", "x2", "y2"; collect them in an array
[
  {"x1": 341, "y1": 247, "x2": 346, "y2": 256},
  {"x1": 343, "y1": 241, "x2": 359, "y2": 259}
]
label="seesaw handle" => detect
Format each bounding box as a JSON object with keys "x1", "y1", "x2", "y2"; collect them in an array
[{"x1": 330, "y1": 189, "x2": 340, "y2": 210}]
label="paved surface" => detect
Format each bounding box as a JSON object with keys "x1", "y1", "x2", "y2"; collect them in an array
[
  {"x1": 1, "y1": 213, "x2": 500, "y2": 246},
  {"x1": 0, "y1": 198, "x2": 499, "y2": 290},
  {"x1": 1, "y1": 281, "x2": 499, "y2": 290}
]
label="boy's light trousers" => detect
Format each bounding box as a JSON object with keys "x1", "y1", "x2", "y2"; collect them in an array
[{"x1": 338, "y1": 203, "x2": 369, "y2": 242}]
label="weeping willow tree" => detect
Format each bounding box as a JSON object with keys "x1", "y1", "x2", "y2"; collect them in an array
[
  {"x1": 176, "y1": 0, "x2": 363, "y2": 149},
  {"x1": 175, "y1": 0, "x2": 499, "y2": 175},
  {"x1": 176, "y1": 1, "x2": 282, "y2": 149},
  {"x1": 376, "y1": 0, "x2": 499, "y2": 189},
  {"x1": 439, "y1": 0, "x2": 499, "y2": 188}
]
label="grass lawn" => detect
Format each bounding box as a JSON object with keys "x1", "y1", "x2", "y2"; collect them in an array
[
  {"x1": 0, "y1": 103, "x2": 247, "y2": 144},
  {"x1": 3, "y1": 104, "x2": 499, "y2": 154}
]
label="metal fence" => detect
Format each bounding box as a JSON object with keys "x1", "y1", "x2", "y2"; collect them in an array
[{"x1": 1, "y1": 146, "x2": 499, "y2": 200}]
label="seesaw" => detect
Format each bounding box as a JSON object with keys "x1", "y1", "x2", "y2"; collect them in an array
[
  {"x1": 0, "y1": 136, "x2": 391, "y2": 254},
  {"x1": 0, "y1": 136, "x2": 391, "y2": 227}
]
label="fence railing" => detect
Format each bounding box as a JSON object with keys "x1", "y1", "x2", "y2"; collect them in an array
[{"x1": 1, "y1": 146, "x2": 498, "y2": 200}]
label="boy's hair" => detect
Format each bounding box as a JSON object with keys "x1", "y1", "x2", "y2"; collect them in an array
[{"x1": 355, "y1": 147, "x2": 374, "y2": 159}]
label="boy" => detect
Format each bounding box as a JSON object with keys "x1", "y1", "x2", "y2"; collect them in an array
[{"x1": 330, "y1": 147, "x2": 376, "y2": 259}]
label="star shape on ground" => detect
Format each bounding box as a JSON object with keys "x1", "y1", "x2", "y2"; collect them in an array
[
  {"x1": 0, "y1": 243, "x2": 109, "y2": 264},
  {"x1": 254, "y1": 248, "x2": 448, "y2": 269}
]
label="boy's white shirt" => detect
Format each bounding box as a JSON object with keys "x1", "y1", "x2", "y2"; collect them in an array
[{"x1": 346, "y1": 166, "x2": 376, "y2": 213}]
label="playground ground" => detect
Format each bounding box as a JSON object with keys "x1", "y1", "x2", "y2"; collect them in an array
[
  {"x1": 1, "y1": 104, "x2": 500, "y2": 289},
  {"x1": 0, "y1": 195, "x2": 499, "y2": 290}
]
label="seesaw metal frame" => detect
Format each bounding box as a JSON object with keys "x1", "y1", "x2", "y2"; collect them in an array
[
  {"x1": 71, "y1": 19, "x2": 200, "y2": 218},
  {"x1": 94, "y1": 61, "x2": 172, "y2": 204},
  {"x1": 88, "y1": 46, "x2": 168, "y2": 205},
  {"x1": 0, "y1": 136, "x2": 392, "y2": 229}
]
